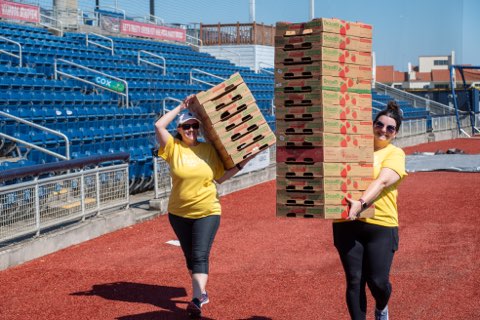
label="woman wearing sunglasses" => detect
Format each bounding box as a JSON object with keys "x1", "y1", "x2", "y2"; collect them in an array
[
  {"x1": 154, "y1": 94, "x2": 250, "y2": 318},
  {"x1": 333, "y1": 101, "x2": 408, "y2": 320}
]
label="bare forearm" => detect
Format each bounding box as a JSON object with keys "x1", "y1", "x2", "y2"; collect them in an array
[
  {"x1": 155, "y1": 103, "x2": 186, "y2": 147},
  {"x1": 216, "y1": 158, "x2": 252, "y2": 184},
  {"x1": 359, "y1": 179, "x2": 386, "y2": 206},
  {"x1": 216, "y1": 165, "x2": 241, "y2": 184},
  {"x1": 155, "y1": 104, "x2": 184, "y2": 130},
  {"x1": 345, "y1": 167, "x2": 400, "y2": 220}
]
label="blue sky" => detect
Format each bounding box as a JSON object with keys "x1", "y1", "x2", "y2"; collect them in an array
[{"x1": 87, "y1": 0, "x2": 479, "y2": 71}]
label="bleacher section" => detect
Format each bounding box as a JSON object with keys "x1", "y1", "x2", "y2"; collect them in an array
[
  {"x1": 0, "y1": 21, "x2": 274, "y2": 193},
  {"x1": 0, "y1": 21, "x2": 430, "y2": 193},
  {"x1": 372, "y1": 91, "x2": 430, "y2": 119}
]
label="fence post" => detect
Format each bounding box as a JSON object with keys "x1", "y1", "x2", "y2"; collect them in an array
[
  {"x1": 261, "y1": 23, "x2": 265, "y2": 45},
  {"x1": 34, "y1": 178, "x2": 41, "y2": 236},
  {"x1": 236, "y1": 22, "x2": 240, "y2": 44},
  {"x1": 95, "y1": 168, "x2": 101, "y2": 213},
  {"x1": 80, "y1": 171, "x2": 86, "y2": 221},
  {"x1": 153, "y1": 157, "x2": 159, "y2": 199},
  {"x1": 271, "y1": 24, "x2": 275, "y2": 46}
]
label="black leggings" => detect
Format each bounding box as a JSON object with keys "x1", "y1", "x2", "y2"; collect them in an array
[
  {"x1": 168, "y1": 213, "x2": 220, "y2": 274},
  {"x1": 333, "y1": 221, "x2": 399, "y2": 320}
]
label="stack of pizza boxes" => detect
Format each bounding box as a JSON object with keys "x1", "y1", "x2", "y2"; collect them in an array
[
  {"x1": 190, "y1": 72, "x2": 276, "y2": 169},
  {"x1": 274, "y1": 18, "x2": 375, "y2": 219}
]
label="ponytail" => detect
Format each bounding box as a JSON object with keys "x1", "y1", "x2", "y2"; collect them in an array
[{"x1": 374, "y1": 100, "x2": 403, "y2": 131}]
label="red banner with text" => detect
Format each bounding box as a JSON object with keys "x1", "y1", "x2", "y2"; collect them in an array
[
  {"x1": 120, "y1": 20, "x2": 186, "y2": 43},
  {"x1": 0, "y1": 0, "x2": 39, "y2": 23}
]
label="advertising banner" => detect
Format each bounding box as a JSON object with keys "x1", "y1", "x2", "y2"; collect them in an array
[
  {"x1": 94, "y1": 76, "x2": 125, "y2": 93},
  {"x1": 120, "y1": 20, "x2": 186, "y2": 42},
  {"x1": 0, "y1": 0, "x2": 40, "y2": 23}
]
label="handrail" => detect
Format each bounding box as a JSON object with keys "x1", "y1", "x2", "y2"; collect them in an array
[
  {"x1": 189, "y1": 68, "x2": 226, "y2": 86},
  {"x1": 162, "y1": 97, "x2": 183, "y2": 115},
  {"x1": 137, "y1": 50, "x2": 166, "y2": 75},
  {"x1": 371, "y1": 99, "x2": 386, "y2": 112},
  {"x1": 259, "y1": 62, "x2": 274, "y2": 68},
  {"x1": 96, "y1": 5, "x2": 126, "y2": 19},
  {"x1": 218, "y1": 47, "x2": 240, "y2": 65},
  {"x1": 0, "y1": 36, "x2": 22, "y2": 67},
  {"x1": 86, "y1": 32, "x2": 114, "y2": 55},
  {"x1": 374, "y1": 81, "x2": 456, "y2": 115},
  {"x1": 258, "y1": 62, "x2": 274, "y2": 75},
  {"x1": 0, "y1": 132, "x2": 68, "y2": 161},
  {"x1": 0, "y1": 111, "x2": 70, "y2": 160},
  {"x1": 39, "y1": 13, "x2": 63, "y2": 37},
  {"x1": 78, "y1": 9, "x2": 99, "y2": 26},
  {"x1": 54, "y1": 7, "x2": 80, "y2": 30},
  {"x1": 186, "y1": 34, "x2": 203, "y2": 48},
  {"x1": 54, "y1": 58, "x2": 129, "y2": 107},
  {"x1": 0, "y1": 153, "x2": 129, "y2": 182},
  {"x1": 145, "y1": 14, "x2": 164, "y2": 25}
]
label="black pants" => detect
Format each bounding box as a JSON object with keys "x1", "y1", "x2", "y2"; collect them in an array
[
  {"x1": 168, "y1": 213, "x2": 220, "y2": 274},
  {"x1": 333, "y1": 221, "x2": 399, "y2": 320}
]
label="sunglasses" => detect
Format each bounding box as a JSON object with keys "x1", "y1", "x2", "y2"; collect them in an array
[
  {"x1": 374, "y1": 120, "x2": 396, "y2": 134},
  {"x1": 180, "y1": 123, "x2": 200, "y2": 130}
]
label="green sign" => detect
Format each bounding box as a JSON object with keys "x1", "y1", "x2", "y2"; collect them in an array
[{"x1": 95, "y1": 76, "x2": 125, "y2": 92}]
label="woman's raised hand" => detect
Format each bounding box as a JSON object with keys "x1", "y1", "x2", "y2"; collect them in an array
[{"x1": 181, "y1": 94, "x2": 196, "y2": 110}]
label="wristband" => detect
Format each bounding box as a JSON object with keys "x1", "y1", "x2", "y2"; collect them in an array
[
  {"x1": 236, "y1": 163, "x2": 243, "y2": 170},
  {"x1": 359, "y1": 198, "x2": 368, "y2": 210}
]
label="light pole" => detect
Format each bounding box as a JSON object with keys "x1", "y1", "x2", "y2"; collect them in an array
[
  {"x1": 310, "y1": 0, "x2": 315, "y2": 20},
  {"x1": 249, "y1": 0, "x2": 256, "y2": 22}
]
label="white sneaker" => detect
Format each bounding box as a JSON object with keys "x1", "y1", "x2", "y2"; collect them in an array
[{"x1": 375, "y1": 305, "x2": 389, "y2": 320}]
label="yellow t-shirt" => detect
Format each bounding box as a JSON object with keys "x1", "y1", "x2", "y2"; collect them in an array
[
  {"x1": 361, "y1": 143, "x2": 407, "y2": 227},
  {"x1": 158, "y1": 136, "x2": 225, "y2": 219}
]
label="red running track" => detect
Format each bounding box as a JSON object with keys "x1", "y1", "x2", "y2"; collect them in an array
[{"x1": 0, "y1": 138, "x2": 479, "y2": 320}]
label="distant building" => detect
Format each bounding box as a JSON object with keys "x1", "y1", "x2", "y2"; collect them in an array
[{"x1": 375, "y1": 52, "x2": 480, "y2": 90}]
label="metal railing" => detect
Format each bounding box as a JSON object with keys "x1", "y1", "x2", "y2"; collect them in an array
[
  {"x1": 0, "y1": 110, "x2": 70, "y2": 160},
  {"x1": 146, "y1": 14, "x2": 165, "y2": 25},
  {"x1": 137, "y1": 50, "x2": 166, "y2": 75},
  {"x1": 153, "y1": 157, "x2": 172, "y2": 199},
  {"x1": 0, "y1": 36, "x2": 22, "y2": 67},
  {"x1": 189, "y1": 68, "x2": 226, "y2": 86},
  {"x1": 79, "y1": 9, "x2": 99, "y2": 26},
  {"x1": 162, "y1": 96, "x2": 182, "y2": 115},
  {"x1": 396, "y1": 119, "x2": 427, "y2": 138},
  {"x1": 258, "y1": 62, "x2": 274, "y2": 75},
  {"x1": 217, "y1": 47, "x2": 240, "y2": 65},
  {"x1": 374, "y1": 82, "x2": 456, "y2": 115},
  {"x1": 39, "y1": 13, "x2": 64, "y2": 36},
  {"x1": 86, "y1": 33, "x2": 114, "y2": 55},
  {"x1": 199, "y1": 22, "x2": 275, "y2": 46},
  {"x1": 0, "y1": 154, "x2": 130, "y2": 243},
  {"x1": 54, "y1": 58, "x2": 129, "y2": 107},
  {"x1": 96, "y1": 5, "x2": 126, "y2": 19},
  {"x1": 186, "y1": 34, "x2": 203, "y2": 49}
]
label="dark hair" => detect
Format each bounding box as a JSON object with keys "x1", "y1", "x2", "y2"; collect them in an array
[
  {"x1": 374, "y1": 100, "x2": 403, "y2": 131},
  {"x1": 174, "y1": 131, "x2": 182, "y2": 141}
]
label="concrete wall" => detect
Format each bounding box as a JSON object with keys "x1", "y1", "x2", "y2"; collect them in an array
[
  {"x1": 394, "y1": 128, "x2": 463, "y2": 148},
  {"x1": 200, "y1": 45, "x2": 274, "y2": 72}
]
